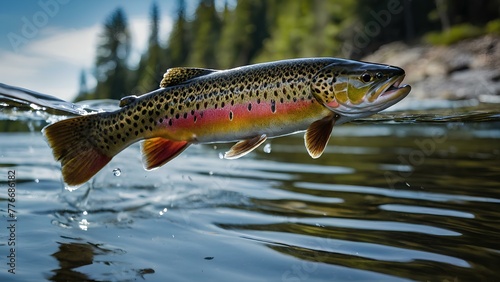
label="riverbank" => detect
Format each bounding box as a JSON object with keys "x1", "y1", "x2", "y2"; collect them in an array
[{"x1": 363, "y1": 35, "x2": 500, "y2": 102}]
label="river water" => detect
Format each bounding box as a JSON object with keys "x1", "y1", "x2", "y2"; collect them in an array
[{"x1": 0, "y1": 83, "x2": 499, "y2": 281}]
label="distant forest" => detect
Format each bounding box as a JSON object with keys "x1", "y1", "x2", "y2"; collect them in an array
[{"x1": 75, "y1": 0, "x2": 500, "y2": 102}]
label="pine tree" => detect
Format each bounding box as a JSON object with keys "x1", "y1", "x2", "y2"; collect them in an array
[
  {"x1": 134, "y1": 2, "x2": 163, "y2": 94},
  {"x1": 94, "y1": 8, "x2": 131, "y2": 100},
  {"x1": 188, "y1": 0, "x2": 221, "y2": 68},
  {"x1": 74, "y1": 69, "x2": 89, "y2": 101},
  {"x1": 217, "y1": 0, "x2": 269, "y2": 68},
  {"x1": 167, "y1": 0, "x2": 190, "y2": 67}
]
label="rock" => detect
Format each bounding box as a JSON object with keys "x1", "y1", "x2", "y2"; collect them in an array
[{"x1": 362, "y1": 35, "x2": 500, "y2": 100}]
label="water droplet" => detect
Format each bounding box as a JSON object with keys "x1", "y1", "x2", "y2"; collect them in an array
[
  {"x1": 83, "y1": 211, "x2": 88, "y2": 216},
  {"x1": 113, "y1": 168, "x2": 121, "y2": 176},
  {"x1": 78, "y1": 219, "x2": 89, "y2": 231},
  {"x1": 218, "y1": 152, "x2": 224, "y2": 159},
  {"x1": 263, "y1": 143, "x2": 272, "y2": 154},
  {"x1": 208, "y1": 171, "x2": 214, "y2": 176},
  {"x1": 213, "y1": 145, "x2": 218, "y2": 150},
  {"x1": 405, "y1": 182, "x2": 411, "y2": 187},
  {"x1": 34, "y1": 179, "x2": 39, "y2": 183}
]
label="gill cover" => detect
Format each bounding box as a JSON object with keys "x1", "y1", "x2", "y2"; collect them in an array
[{"x1": 310, "y1": 61, "x2": 378, "y2": 111}]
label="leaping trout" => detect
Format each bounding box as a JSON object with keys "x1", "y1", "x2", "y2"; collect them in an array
[{"x1": 43, "y1": 58, "x2": 411, "y2": 186}]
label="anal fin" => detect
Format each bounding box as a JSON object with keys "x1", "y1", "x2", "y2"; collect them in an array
[
  {"x1": 141, "y1": 137, "x2": 190, "y2": 170},
  {"x1": 224, "y1": 134, "x2": 267, "y2": 159},
  {"x1": 304, "y1": 114, "x2": 338, "y2": 158}
]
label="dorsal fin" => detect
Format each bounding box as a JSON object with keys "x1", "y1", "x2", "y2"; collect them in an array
[
  {"x1": 160, "y1": 67, "x2": 218, "y2": 88},
  {"x1": 119, "y1": 95, "x2": 138, "y2": 107}
]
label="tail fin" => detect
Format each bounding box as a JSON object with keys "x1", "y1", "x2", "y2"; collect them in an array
[{"x1": 42, "y1": 114, "x2": 112, "y2": 186}]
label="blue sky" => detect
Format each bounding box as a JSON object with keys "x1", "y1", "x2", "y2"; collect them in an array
[{"x1": 0, "y1": 0, "x2": 229, "y2": 101}]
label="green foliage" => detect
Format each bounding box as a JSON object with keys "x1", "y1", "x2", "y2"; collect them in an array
[
  {"x1": 424, "y1": 23, "x2": 484, "y2": 46},
  {"x1": 486, "y1": 19, "x2": 500, "y2": 35}
]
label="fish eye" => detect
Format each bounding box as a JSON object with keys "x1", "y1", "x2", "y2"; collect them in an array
[
  {"x1": 376, "y1": 72, "x2": 383, "y2": 79},
  {"x1": 361, "y1": 73, "x2": 372, "y2": 82}
]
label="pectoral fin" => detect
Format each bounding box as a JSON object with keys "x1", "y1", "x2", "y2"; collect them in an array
[
  {"x1": 224, "y1": 134, "x2": 267, "y2": 159},
  {"x1": 142, "y1": 137, "x2": 190, "y2": 170},
  {"x1": 304, "y1": 114, "x2": 338, "y2": 159}
]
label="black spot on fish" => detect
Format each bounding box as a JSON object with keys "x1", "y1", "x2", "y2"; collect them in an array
[
  {"x1": 194, "y1": 116, "x2": 197, "y2": 123},
  {"x1": 271, "y1": 100, "x2": 276, "y2": 113},
  {"x1": 221, "y1": 102, "x2": 225, "y2": 108},
  {"x1": 159, "y1": 118, "x2": 163, "y2": 123},
  {"x1": 149, "y1": 117, "x2": 154, "y2": 123},
  {"x1": 183, "y1": 113, "x2": 188, "y2": 119},
  {"x1": 133, "y1": 122, "x2": 138, "y2": 127},
  {"x1": 133, "y1": 115, "x2": 139, "y2": 121},
  {"x1": 175, "y1": 113, "x2": 180, "y2": 119},
  {"x1": 156, "y1": 104, "x2": 161, "y2": 110},
  {"x1": 120, "y1": 123, "x2": 125, "y2": 128},
  {"x1": 248, "y1": 103, "x2": 252, "y2": 111},
  {"x1": 168, "y1": 119, "x2": 173, "y2": 126},
  {"x1": 257, "y1": 98, "x2": 261, "y2": 104},
  {"x1": 229, "y1": 111, "x2": 233, "y2": 120}
]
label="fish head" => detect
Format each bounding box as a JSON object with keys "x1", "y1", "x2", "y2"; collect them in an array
[{"x1": 311, "y1": 59, "x2": 411, "y2": 120}]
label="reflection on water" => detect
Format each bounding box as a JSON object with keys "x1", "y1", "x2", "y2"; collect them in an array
[{"x1": 0, "y1": 84, "x2": 499, "y2": 281}]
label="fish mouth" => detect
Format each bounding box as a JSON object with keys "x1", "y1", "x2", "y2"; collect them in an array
[
  {"x1": 371, "y1": 74, "x2": 411, "y2": 108},
  {"x1": 331, "y1": 74, "x2": 411, "y2": 118}
]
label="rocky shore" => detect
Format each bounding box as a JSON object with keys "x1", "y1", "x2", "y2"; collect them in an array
[{"x1": 363, "y1": 35, "x2": 500, "y2": 102}]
